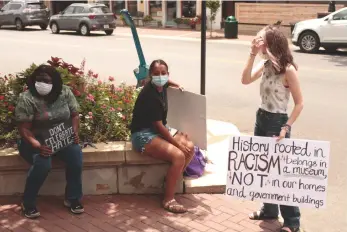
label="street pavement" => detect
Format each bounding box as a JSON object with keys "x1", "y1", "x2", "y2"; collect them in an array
[{"x1": 0, "y1": 26, "x2": 347, "y2": 232}]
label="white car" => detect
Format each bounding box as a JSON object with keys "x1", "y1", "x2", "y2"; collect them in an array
[{"x1": 292, "y1": 7, "x2": 347, "y2": 53}]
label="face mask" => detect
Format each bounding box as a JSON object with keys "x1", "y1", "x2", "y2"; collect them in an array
[
  {"x1": 35, "y1": 82, "x2": 52, "y2": 96},
  {"x1": 151, "y1": 75, "x2": 169, "y2": 87}
]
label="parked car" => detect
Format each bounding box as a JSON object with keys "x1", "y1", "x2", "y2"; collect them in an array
[
  {"x1": 49, "y1": 3, "x2": 116, "y2": 36},
  {"x1": 0, "y1": 0, "x2": 50, "y2": 30},
  {"x1": 292, "y1": 7, "x2": 347, "y2": 53}
]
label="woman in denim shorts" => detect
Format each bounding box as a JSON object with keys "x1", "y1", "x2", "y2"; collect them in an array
[
  {"x1": 130, "y1": 59, "x2": 194, "y2": 214},
  {"x1": 241, "y1": 26, "x2": 304, "y2": 232}
]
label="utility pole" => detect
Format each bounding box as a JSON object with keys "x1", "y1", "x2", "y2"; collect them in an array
[{"x1": 200, "y1": 0, "x2": 206, "y2": 95}]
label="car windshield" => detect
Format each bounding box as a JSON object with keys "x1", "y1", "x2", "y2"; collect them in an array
[
  {"x1": 26, "y1": 3, "x2": 46, "y2": 9},
  {"x1": 90, "y1": 6, "x2": 110, "y2": 14}
]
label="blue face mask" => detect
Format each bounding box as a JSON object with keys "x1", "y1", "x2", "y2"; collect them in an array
[{"x1": 151, "y1": 75, "x2": 169, "y2": 87}]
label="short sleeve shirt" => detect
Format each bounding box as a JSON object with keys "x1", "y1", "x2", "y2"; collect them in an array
[
  {"x1": 130, "y1": 82, "x2": 168, "y2": 133},
  {"x1": 15, "y1": 85, "x2": 79, "y2": 133}
]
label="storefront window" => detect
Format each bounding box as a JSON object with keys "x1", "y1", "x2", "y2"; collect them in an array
[
  {"x1": 113, "y1": 0, "x2": 126, "y2": 14},
  {"x1": 128, "y1": 0, "x2": 138, "y2": 16},
  {"x1": 182, "y1": 1, "x2": 196, "y2": 18},
  {"x1": 149, "y1": 1, "x2": 162, "y2": 17}
]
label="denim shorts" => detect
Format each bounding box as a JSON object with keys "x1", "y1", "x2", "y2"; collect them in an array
[
  {"x1": 131, "y1": 128, "x2": 161, "y2": 153},
  {"x1": 131, "y1": 126, "x2": 175, "y2": 153}
]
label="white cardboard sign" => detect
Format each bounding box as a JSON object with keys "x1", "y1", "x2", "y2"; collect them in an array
[
  {"x1": 226, "y1": 136, "x2": 330, "y2": 209},
  {"x1": 167, "y1": 87, "x2": 207, "y2": 150}
]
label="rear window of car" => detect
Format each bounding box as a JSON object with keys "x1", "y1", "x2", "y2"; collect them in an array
[
  {"x1": 26, "y1": 3, "x2": 46, "y2": 9},
  {"x1": 90, "y1": 6, "x2": 110, "y2": 14}
]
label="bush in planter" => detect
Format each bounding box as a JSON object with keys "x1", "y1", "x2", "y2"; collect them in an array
[
  {"x1": 143, "y1": 15, "x2": 153, "y2": 23},
  {"x1": 0, "y1": 57, "x2": 141, "y2": 148}
]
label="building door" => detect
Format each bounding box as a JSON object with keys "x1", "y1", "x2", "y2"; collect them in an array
[
  {"x1": 128, "y1": 0, "x2": 137, "y2": 16},
  {"x1": 166, "y1": 0, "x2": 176, "y2": 26}
]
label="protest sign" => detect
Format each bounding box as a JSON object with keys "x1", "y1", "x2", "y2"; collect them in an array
[
  {"x1": 225, "y1": 136, "x2": 330, "y2": 209},
  {"x1": 39, "y1": 120, "x2": 74, "y2": 154}
]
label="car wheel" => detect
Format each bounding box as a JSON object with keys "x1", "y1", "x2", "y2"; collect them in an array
[
  {"x1": 40, "y1": 24, "x2": 48, "y2": 30},
  {"x1": 105, "y1": 29, "x2": 114, "y2": 35},
  {"x1": 15, "y1": 19, "x2": 24, "y2": 31},
  {"x1": 324, "y1": 46, "x2": 338, "y2": 53},
  {"x1": 298, "y1": 31, "x2": 320, "y2": 53},
  {"x1": 79, "y1": 24, "x2": 90, "y2": 36},
  {"x1": 50, "y1": 22, "x2": 60, "y2": 34}
]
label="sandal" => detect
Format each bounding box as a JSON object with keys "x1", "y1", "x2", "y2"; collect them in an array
[
  {"x1": 280, "y1": 227, "x2": 300, "y2": 232},
  {"x1": 163, "y1": 199, "x2": 187, "y2": 214},
  {"x1": 249, "y1": 211, "x2": 278, "y2": 220}
]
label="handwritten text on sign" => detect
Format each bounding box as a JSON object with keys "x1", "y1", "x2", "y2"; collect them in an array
[
  {"x1": 225, "y1": 136, "x2": 330, "y2": 209},
  {"x1": 42, "y1": 120, "x2": 74, "y2": 154}
]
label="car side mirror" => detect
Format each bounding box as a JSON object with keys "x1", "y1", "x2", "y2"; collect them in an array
[
  {"x1": 0, "y1": 9, "x2": 4, "y2": 12},
  {"x1": 59, "y1": 11, "x2": 63, "y2": 15},
  {"x1": 326, "y1": 17, "x2": 333, "y2": 23}
]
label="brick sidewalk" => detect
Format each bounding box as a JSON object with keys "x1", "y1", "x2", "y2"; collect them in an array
[{"x1": 0, "y1": 194, "x2": 282, "y2": 232}]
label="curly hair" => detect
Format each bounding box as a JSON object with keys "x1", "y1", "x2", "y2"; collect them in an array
[
  {"x1": 27, "y1": 65, "x2": 63, "y2": 104},
  {"x1": 260, "y1": 25, "x2": 298, "y2": 74}
]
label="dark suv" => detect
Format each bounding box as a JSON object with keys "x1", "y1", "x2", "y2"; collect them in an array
[
  {"x1": 49, "y1": 3, "x2": 116, "y2": 36},
  {"x1": 0, "y1": 0, "x2": 50, "y2": 30}
]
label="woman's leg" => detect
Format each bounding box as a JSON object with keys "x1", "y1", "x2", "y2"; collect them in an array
[
  {"x1": 250, "y1": 109, "x2": 279, "y2": 220},
  {"x1": 57, "y1": 144, "x2": 84, "y2": 214},
  {"x1": 173, "y1": 132, "x2": 195, "y2": 169},
  {"x1": 19, "y1": 139, "x2": 52, "y2": 218},
  {"x1": 143, "y1": 137, "x2": 186, "y2": 210}
]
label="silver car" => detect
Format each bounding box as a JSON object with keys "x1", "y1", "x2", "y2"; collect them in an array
[
  {"x1": 49, "y1": 3, "x2": 116, "y2": 36},
  {"x1": 0, "y1": 0, "x2": 50, "y2": 30}
]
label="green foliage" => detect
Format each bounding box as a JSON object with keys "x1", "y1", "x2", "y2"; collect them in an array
[
  {"x1": 0, "y1": 57, "x2": 141, "y2": 148},
  {"x1": 206, "y1": 0, "x2": 221, "y2": 36}
]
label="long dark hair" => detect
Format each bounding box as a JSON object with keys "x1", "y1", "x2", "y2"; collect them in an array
[
  {"x1": 148, "y1": 59, "x2": 169, "y2": 78},
  {"x1": 261, "y1": 25, "x2": 298, "y2": 74},
  {"x1": 27, "y1": 65, "x2": 63, "y2": 104}
]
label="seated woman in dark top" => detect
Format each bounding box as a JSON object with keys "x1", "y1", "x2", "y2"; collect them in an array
[
  {"x1": 15, "y1": 65, "x2": 84, "y2": 219},
  {"x1": 131, "y1": 59, "x2": 194, "y2": 214}
]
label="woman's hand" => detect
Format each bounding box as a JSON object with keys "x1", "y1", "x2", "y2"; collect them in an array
[
  {"x1": 251, "y1": 37, "x2": 264, "y2": 55},
  {"x1": 39, "y1": 145, "x2": 53, "y2": 157},
  {"x1": 276, "y1": 128, "x2": 287, "y2": 142},
  {"x1": 178, "y1": 142, "x2": 191, "y2": 155},
  {"x1": 73, "y1": 132, "x2": 80, "y2": 145}
]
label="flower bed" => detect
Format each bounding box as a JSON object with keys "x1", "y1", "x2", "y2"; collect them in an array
[{"x1": 0, "y1": 57, "x2": 140, "y2": 148}]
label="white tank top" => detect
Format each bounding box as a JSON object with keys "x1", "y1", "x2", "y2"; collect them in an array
[{"x1": 259, "y1": 61, "x2": 290, "y2": 114}]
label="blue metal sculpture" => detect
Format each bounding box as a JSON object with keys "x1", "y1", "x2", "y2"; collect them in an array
[{"x1": 120, "y1": 9, "x2": 149, "y2": 87}]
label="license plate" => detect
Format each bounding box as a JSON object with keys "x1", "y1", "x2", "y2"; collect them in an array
[{"x1": 104, "y1": 25, "x2": 109, "y2": 29}]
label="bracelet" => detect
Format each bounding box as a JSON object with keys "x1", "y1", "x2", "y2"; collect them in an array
[
  {"x1": 250, "y1": 52, "x2": 256, "y2": 57},
  {"x1": 281, "y1": 124, "x2": 291, "y2": 131}
]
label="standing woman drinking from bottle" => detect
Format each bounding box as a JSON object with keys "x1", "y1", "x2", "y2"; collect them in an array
[{"x1": 241, "y1": 25, "x2": 304, "y2": 232}]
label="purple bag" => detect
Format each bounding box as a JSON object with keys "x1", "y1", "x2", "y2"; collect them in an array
[{"x1": 184, "y1": 146, "x2": 206, "y2": 178}]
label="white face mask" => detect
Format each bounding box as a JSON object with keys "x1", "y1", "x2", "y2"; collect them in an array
[{"x1": 35, "y1": 82, "x2": 52, "y2": 96}]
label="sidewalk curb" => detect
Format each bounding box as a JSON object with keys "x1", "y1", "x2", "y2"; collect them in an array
[{"x1": 116, "y1": 32, "x2": 297, "y2": 49}]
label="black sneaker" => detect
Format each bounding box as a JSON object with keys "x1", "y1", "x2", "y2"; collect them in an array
[
  {"x1": 21, "y1": 203, "x2": 40, "y2": 219},
  {"x1": 64, "y1": 199, "x2": 84, "y2": 214}
]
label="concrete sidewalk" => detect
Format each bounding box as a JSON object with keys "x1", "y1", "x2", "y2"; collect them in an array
[{"x1": 115, "y1": 27, "x2": 254, "y2": 45}]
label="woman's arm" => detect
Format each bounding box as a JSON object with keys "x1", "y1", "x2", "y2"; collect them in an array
[
  {"x1": 241, "y1": 37, "x2": 264, "y2": 85},
  {"x1": 168, "y1": 79, "x2": 180, "y2": 88},
  {"x1": 241, "y1": 56, "x2": 264, "y2": 85},
  {"x1": 18, "y1": 122, "x2": 41, "y2": 149},
  {"x1": 153, "y1": 121, "x2": 190, "y2": 154},
  {"x1": 277, "y1": 66, "x2": 304, "y2": 141},
  {"x1": 71, "y1": 112, "x2": 79, "y2": 134},
  {"x1": 285, "y1": 66, "x2": 304, "y2": 126}
]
